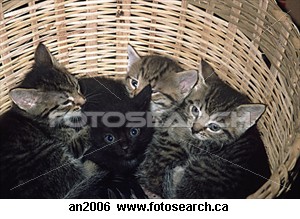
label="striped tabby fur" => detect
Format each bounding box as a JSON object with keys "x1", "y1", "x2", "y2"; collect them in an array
[
  {"x1": 164, "y1": 61, "x2": 271, "y2": 198},
  {"x1": 138, "y1": 60, "x2": 271, "y2": 198},
  {"x1": 0, "y1": 43, "x2": 89, "y2": 198},
  {"x1": 126, "y1": 45, "x2": 197, "y2": 118},
  {"x1": 137, "y1": 129, "x2": 189, "y2": 196}
]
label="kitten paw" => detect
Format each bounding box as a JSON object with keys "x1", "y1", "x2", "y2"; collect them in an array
[
  {"x1": 83, "y1": 160, "x2": 99, "y2": 176},
  {"x1": 69, "y1": 126, "x2": 91, "y2": 158}
]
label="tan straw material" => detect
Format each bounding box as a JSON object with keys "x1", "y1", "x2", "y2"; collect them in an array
[{"x1": 0, "y1": 0, "x2": 299, "y2": 198}]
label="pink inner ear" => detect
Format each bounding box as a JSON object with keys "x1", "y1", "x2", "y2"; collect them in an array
[
  {"x1": 250, "y1": 105, "x2": 265, "y2": 123},
  {"x1": 234, "y1": 104, "x2": 265, "y2": 131},
  {"x1": 179, "y1": 71, "x2": 198, "y2": 94},
  {"x1": 10, "y1": 89, "x2": 40, "y2": 111},
  {"x1": 18, "y1": 97, "x2": 38, "y2": 109},
  {"x1": 180, "y1": 80, "x2": 191, "y2": 94}
]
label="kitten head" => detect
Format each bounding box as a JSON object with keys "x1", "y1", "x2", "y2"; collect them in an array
[
  {"x1": 10, "y1": 43, "x2": 85, "y2": 126},
  {"x1": 83, "y1": 85, "x2": 153, "y2": 174},
  {"x1": 126, "y1": 45, "x2": 198, "y2": 115},
  {"x1": 172, "y1": 60, "x2": 265, "y2": 148}
]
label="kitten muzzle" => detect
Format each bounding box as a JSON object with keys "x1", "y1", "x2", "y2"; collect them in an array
[
  {"x1": 191, "y1": 123, "x2": 204, "y2": 134},
  {"x1": 122, "y1": 145, "x2": 129, "y2": 150},
  {"x1": 75, "y1": 95, "x2": 86, "y2": 106}
]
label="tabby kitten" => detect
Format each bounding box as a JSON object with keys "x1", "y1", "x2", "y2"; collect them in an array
[
  {"x1": 164, "y1": 60, "x2": 271, "y2": 198},
  {"x1": 0, "y1": 43, "x2": 89, "y2": 198},
  {"x1": 136, "y1": 69, "x2": 199, "y2": 197},
  {"x1": 65, "y1": 77, "x2": 153, "y2": 198},
  {"x1": 126, "y1": 45, "x2": 198, "y2": 117}
]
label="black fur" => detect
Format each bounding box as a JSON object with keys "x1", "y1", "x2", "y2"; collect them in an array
[
  {"x1": 80, "y1": 77, "x2": 153, "y2": 175},
  {"x1": 65, "y1": 77, "x2": 153, "y2": 198}
]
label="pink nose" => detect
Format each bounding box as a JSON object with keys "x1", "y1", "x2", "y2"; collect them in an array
[
  {"x1": 192, "y1": 123, "x2": 203, "y2": 134},
  {"x1": 76, "y1": 95, "x2": 86, "y2": 106}
]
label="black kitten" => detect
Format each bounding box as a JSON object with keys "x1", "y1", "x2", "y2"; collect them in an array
[
  {"x1": 80, "y1": 77, "x2": 153, "y2": 175},
  {"x1": 65, "y1": 77, "x2": 153, "y2": 198},
  {"x1": 0, "y1": 43, "x2": 89, "y2": 198}
]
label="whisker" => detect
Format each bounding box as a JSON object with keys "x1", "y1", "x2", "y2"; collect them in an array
[
  {"x1": 86, "y1": 93, "x2": 105, "y2": 100},
  {"x1": 82, "y1": 100, "x2": 103, "y2": 104},
  {"x1": 84, "y1": 91, "x2": 101, "y2": 99}
]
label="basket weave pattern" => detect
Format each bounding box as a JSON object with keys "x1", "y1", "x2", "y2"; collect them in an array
[{"x1": 0, "y1": 0, "x2": 299, "y2": 198}]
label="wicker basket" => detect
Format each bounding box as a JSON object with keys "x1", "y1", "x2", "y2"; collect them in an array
[{"x1": 0, "y1": 0, "x2": 299, "y2": 198}]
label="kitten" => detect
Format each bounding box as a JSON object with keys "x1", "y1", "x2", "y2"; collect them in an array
[
  {"x1": 0, "y1": 43, "x2": 89, "y2": 198},
  {"x1": 65, "y1": 77, "x2": 153, "y2": 198},
  {"x1": 164, "y1": 60, "x2": 271, "y2": 198},
  {"x1": 126, "y1": 45, "x2": 197, "y2": 118},
  {"x1": 126, "y1": 45, "x2": 199, "y2": 197},
  {"x1": 136, "y1": 69, "x2": 199, "y2": 197},
  {"x1": 79, "y1": 77, "x2": 153, "y2": 175}
]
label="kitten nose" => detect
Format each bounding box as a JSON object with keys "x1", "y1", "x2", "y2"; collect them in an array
[
  {"x1": 122, "y1": 145, "x2": 129, "y2": 151},
  {"x1": 132, "y1": 88, "x2": 141, "y2": 97},
  {"x1": 191, "y1": 123, "x2": 202, "y2": 134},
  {"x1": 75, "y1": 95, "x2": 86, "y2": 106},
  {"x1": 132, "y1": 90, "x2": 137, "y2": 97},
  {"x1": 129, "y1": 91, "x2": 135, "y2": 98}
]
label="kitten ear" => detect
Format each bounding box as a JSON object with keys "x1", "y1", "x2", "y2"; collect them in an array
[
  {"x1": 234, "y1": 103, "x2": 266, "y2": 133},
  {"x1": 34, "y1": 43, "x2": 60, "y2": 68},
  {"x1": 192, "y1": 61, "x2": 208, "y2": 91},
  {"x1": 127, "y1": 44, "x2": 141, "y2": 71},
  {"x1": 134, "y1": 84, "x2": 152, "y2": 110},
  {"x1": 9, "y1": 88, "x2": 43, "y2": 112},
  {"x1": 176, "y1": 70, "x2": 198, "y2": 98},
  {"x1": 198, "y1": 60, "x2": 218, "y2": 82}
]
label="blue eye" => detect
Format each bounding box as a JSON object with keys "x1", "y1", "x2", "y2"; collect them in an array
[
  {"x1": 191, "y1": 105, "x2": 199, "y2": 116},
  {"x1": 104, "y1": 134, "x2": 115, "y2": 143},
  {"x1": 129, "y1": 128, "x2": 140, "y2": 137},
  {"x1": 207, "y1": 123, "x2": 221, "y2": 132},
  {"x1": 131, "y1": 79, "x2": 138, "y2": 89}
]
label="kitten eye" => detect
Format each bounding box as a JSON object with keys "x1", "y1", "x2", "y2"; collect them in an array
[
  {"x1": 130, "y1": 78, "x2": 138, "y2": 89},
  {"x1": 62, "y1": 99, "x2": 74, "y2": 106},
  {"x1": 207, "y1": 123, "x2": 222, "y2": 132},
  {"x1": 62, "y1": 100, "x2": 71, "y2": 105},
  {"x1": 129, "y1": 127, "x2": 140, "y2": 137},
  {"x1": 104, "y1": 134, "x2": 115, "y2": 143},
  {"x1": 191, "y1": 105, "x2": 199, "y2": 116}
]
